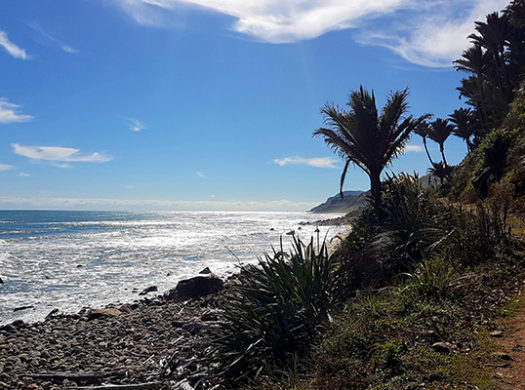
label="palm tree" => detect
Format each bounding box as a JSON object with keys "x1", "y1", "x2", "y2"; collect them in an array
[
  {"x1": 314, "y1": 86, "x2": 429, "y2": 216},
  {"x1": 429, "y1": 162, "x2": 453, "y2": 186},
  {"x1": 454, "y1": 45, "x2": 491, "y2": 130},
  {"x1": 414, "y1": 121, "x2": 434, "y2": 166},
  {"x1": 469, "y1": 12, "x2": 511, "y2": 99},
  {"x1": 449, "y1": 108, "x2": 475, "y2": 151},
  {"x1": 427, "y1": 118, "x2": 453, "y2": 167}
]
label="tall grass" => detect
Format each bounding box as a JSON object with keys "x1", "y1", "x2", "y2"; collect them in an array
[{"x1": 212, "y1": 236, "x2": 337, "y2": 385}]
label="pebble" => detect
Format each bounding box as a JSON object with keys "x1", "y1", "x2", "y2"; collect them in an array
[
  {"x1": 492, "y1": 351, "x2": 513, "y2": 361},
  {"x1": 432, "y1": 342, "x2": 454, "y2": 354}
]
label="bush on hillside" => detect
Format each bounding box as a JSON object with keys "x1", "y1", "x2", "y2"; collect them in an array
[
  {"x1": 472, "y1": 129, "x2": 517, "y2": 198},
  {"x1": 212, "y1": 236, "x2": 337, "y2": 386}
]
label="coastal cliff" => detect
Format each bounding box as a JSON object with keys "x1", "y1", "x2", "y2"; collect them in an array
[{"x1": 310, "y1": 190, "x2": 367, "y2": 214}]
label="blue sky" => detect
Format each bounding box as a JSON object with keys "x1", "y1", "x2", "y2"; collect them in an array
[{"x1": 0, "y1": 0, "x2": 510, "y2": 211}]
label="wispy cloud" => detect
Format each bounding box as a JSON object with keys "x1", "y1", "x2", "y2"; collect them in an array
[
  {"x1": 115, "y1": 0, "x2": 509, "y2": 67},
  {"x1": 53, "y1": 163, "x2": 72, "y2": 169},
  {"x1": 123, "y1": 117, "x2": 146, "y2": 132},
  {"x1": 0, "y1": 30, "x2": 28, "y2": 59},
  {"x1": 196, "y1": 171, "x2": 206, "y2": 178},
  {"x1": 0, "y1": 98, "x2": 33, "y2": 124},
  {"x1": 12, "y1": 144, "x2": 111, "y2": 163},
  {"x1": 356, "y1": 0, "x2": 510, "y2": 67},
  {"x1": 405, "y1": 144, "x2": 424, "y2": 152},
  {"x1": 28, "y1": 22, "x2": 77, "y2": 53},
  {"x1": 18, "y1": 172, "x2": 30, "y2": 177},
  {"x1": 274, "y1": 156, "x2": 338, "y2": 168},
  {"x1": 124, "y1": 185, "x2": 136, "y2": 189},
  {"x1": 115, "y1": 0, "x2": 408, "y2": 41},
  {"x1": 0, "y1": 163, "x2": 13, "y2": 171}
]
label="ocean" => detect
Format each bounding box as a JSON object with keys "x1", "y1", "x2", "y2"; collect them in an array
[{"x1": 0, "y1": 210, "x2": 346, "y2": 325}]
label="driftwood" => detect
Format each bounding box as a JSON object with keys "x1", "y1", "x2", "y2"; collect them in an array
[
  {"x1": 64, "y1": 383, "x2": 160, "y2": 390},
  {"x1": 22, "y1": 371, "x2": 126, "y2": 382}
]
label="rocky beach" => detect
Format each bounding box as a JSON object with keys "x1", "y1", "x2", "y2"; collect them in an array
[{"x1": 0, "y1": 270, "x2": 238, "y2": 390}]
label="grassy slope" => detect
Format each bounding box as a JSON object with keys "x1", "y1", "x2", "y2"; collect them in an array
[{"x1": 286, "y1": 259, "x2": 525, "y2": 390}]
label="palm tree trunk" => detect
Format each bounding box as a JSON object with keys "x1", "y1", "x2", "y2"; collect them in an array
[
  {"x1": 475, "y1": 75, "x2": 488, "y2": 133},
  {"x1": 440, "y1": 144, "x2": 448, "y2": 167},
  {"x1": 369, "y1": 171, "x2": 383, "y2": 219},
  {"x1": 422, "y1": 137, "x2": 434, "y2": 166},
  {"x1": 467, "y1": 138, "x2": 473, "y2": 152}
]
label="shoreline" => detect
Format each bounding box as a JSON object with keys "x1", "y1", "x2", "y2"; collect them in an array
[
  {"x1": 0, "y1": 224, "x2": 352, "y2": 390},
  {"x1": 0, "y1": 212, "x2": 350, "y2": 327},
  {"x1": 0, "y1": 270, "x2": 241, "y2": 390},
  {"x1": 0, "y1": 210, "x2": 348, "y2": 325}
]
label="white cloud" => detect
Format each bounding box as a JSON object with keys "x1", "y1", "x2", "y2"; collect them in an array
[
  {"x1": 124, "y1": 185, "x2": 136, "y2": 189},
  {"x1": 0, "y1": 196, "x2": 316, "y2": 211},
  {"x1": 356, "y1": 0, "x2": 510, "y2": 67},
  {"x1": 0, "y1": 98, "x2": 33, "y2": 124},
  {"x1": 28, "y1": 22, "x2": 77, "y2": 54},
  {"x1": 274, "y1": 156, "x2": 338, "y2": 168},
  {"x1": 0, "y1": 30, "x2": 28, "y2": 59},
  {"x1": 0, "y1": 164, "x2": 13, "y2": 171},
  {"x1": 116, "y1": 0, "x2": 409, "y2": 42},
  {"x1": 123, "y1": 117, "x2": 146, "y2": 132},
  {"x1": 115, "y1": 0, "x2": 509, "y2": 67},
  {"x1": 12, "y1": 144, "x2": 111, "y2": 163},
  {"x1": 196, "y1": 171, "x2": 206, "y2": 178},
  {"x1": 18, "y1": 172, "x2": 30, "y2": 177},
  {"x1": 53, "y1": 163, "x2": 72, "y2": 169},
  {"x1": 405, "y1": 144, "x2": 423, "y2": 152}
]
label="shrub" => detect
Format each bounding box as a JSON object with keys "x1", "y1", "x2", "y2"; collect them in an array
[
  {"x1": 363, "y1": 173, "x2": 450, "y2": 277},
  {"x1": 402, "y1": 258, "x2": 456, "y2": 301},
  {"x1": 212, "y1": 236, "x2": 337, "y2": 385},
  {"x1": 441, "y1": 201, "x2": 513, "y2": 267},
  {"x1": 472, "y1": 129, "x2": 517, "y2": 198}
]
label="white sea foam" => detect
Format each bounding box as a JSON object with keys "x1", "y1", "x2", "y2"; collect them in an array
[{"x1": 0, "y1": 211, "x2": 347, "y2": 325}]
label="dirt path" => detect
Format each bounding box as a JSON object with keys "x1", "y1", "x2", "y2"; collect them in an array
[{"x1": 492, "y1": 306, "x2": 525, "y2": 389}]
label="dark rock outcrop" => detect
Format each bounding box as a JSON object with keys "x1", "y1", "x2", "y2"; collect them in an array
[{"x1": 166, "y1": 274, "x2": 223, "y2": 299}]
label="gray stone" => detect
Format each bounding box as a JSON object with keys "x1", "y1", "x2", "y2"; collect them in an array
[
  {"x1": 492, "y1": 352, "x2": 513, "y2": 361},
  {"x1": 173, "y1": 379, "x2": 195, "y2": 390},
  {"x1": 198, "y1": 267, "x2": 212, "y2": 275},
  {"x1": 166, "y1": 274, "x2": 223, "y2": 299},
  {"x1": 139, "y1": 286, "x2": 158, "y2": 296},
  {"x1": 181, "y1": 322, "x2": 204, "y2": 335}
]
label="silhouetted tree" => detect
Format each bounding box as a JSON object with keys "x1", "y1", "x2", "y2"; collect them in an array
[
  {"x1": 414, "y1": 121, "x2": 435, "y2": 166},
  {"x1": 449, "y1": 108, "x2": 475, "y2": 151},
  {"x1": 314, "y1": 86, "x2": 429, "y2": 217},
  {"x1": 427, "y1": 118, "x2": 454, "y2": 167}
]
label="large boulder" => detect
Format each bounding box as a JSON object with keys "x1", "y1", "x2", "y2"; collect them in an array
[{"x1": 166, "y1": 274, "x2": 223, "y2": 299}]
